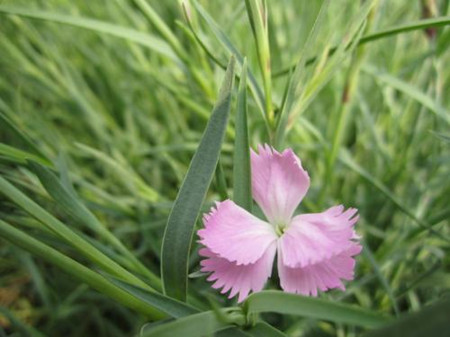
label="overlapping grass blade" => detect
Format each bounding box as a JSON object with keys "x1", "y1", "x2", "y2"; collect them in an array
[
  {"x1": 0, "y1": 111, "x2": 50, "y2": 162},
  {"x1": 274, "y1": 0, "x2": 330, "y2": 146},
  {"x1": 0, "y1": 143, "x2": 50, "y2": 166},
  {"x1": 245, "y1": 291, "x2": 391, "y2": 328},
  {"x1": 0, "y1": 220, "x2": 165, "y2": 319},
  {"x1": 0, "y1": 5, "x2": 177, "y2": 61},
  {"x1": 28, "y1": 161, "x2": 161, "y2": 288},
  {"x1": 246, "y1": 322, "x2": 288, "y2": 337},
  {"x1": 189, "y1": 0, "x2": 266, "y2": 119},
  {"x1": 363, "y1": 65, "x2": 450, "y2": 124},
  {"x1": 362, "y1": 298, "x2": 450, "y2": 337},
  {"x1": 274, "y1": 16, "x2": 450, "y2": 77},
  {"x1": 161, "y1": 57, "x2": 235, "y2": 301},
  {"x1": 245, "y1": 0, "x2": 273, "y2": 125},
  {"x1": 107, "y1": 278, "x2": 198, "y2": 318},
  {"x1": 339, "y1": 150, "x2": 448, "y2": 241},
  {"x1": 0, "y1": 175, "x2": 155, "y2": 290},
  {"x1": 140, "y1": 309, "x2": 243, "y2": 337}
]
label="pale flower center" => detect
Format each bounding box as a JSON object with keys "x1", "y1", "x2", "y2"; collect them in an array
[{"x1": 275, "y1": 222, "x2": 287, "y2": 237}]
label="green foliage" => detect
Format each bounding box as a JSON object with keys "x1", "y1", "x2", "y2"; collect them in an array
[
  {"x1": 0, "y1": 0, "x2": 449, "y2": 336},
  {"x1": 161, "y1": 57, "x2": 235, "y2": 301}
]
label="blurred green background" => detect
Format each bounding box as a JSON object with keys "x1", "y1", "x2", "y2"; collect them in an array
[{"x1": 0, "y1": 0, "x2": 449, "y2": 336}]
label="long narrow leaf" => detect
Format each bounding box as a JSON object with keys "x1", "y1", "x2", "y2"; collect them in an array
[
  {"x1": 0, "y1": 220, "x2": 165, "y2": 319},
  {"x1": 339, "y1": 150, "x2": 448, "y2": 242},
  {"x1": 161, "y1": 57, "x2": 235, "y2": 301},
  {"x1": 190, "y1": 0, "x2": 266, "y2": 119},
  {"x1": 107, "y1": 278, "x2": 198, "y2": 318},
  {"x1": 245, "y1": 291, "x2": 391, "y2": 328},
  {"x1": 362, "y1": 298, "x2": 450, "y2": 337},
  {"x1": 233, "y1": 59, "x2": 252, "y2": 211},
  {"x1": 28, "y1": 161, "x2": 161, "y2": 288},
  {"x1": 247, "y1": 322, "x2": 288, "y2": 337},
  {"x1": 0, "y1": 6, "x2": 177, "y2": 61},
  {"x1": 141, "y1": 309, "x2": 243, "y2": 337},
  {"x1": 0, "y1": 175, "x2": 155, "y2": 290}
]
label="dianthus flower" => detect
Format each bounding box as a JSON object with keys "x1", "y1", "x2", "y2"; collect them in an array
[{"x1": 198, "y1": 145, "x2": 361, "y2": 302}]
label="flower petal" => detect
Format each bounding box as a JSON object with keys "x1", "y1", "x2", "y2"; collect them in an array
[
  {"x1": 279, "y1": 206, "x2": 359, "y2": 268},
  {"x1": 198, "y1": 200, "x2": 277, "y2": 265},
  {"x1": 200, "y1": 243, "x2": 276, "y2": 302},
  {"x1": 278, "y1": 243, "x2": 362, "y2": 296},
  {"x1": 251, "y1": 145, "x2": 310, "y2": 225}
]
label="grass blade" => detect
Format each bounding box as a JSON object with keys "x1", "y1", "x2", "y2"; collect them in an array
[
  {"x1": 190, "y1": 0, "x2": 266, "y2": 120},
  {"x1": 245, "y1": 0, "x2": 274, "y2": 125},
  {"x1": 28, "y1": 161, "x2": 161, "y2": 289},
  {"x1": 107, "y1": 278, "x2": 199, "y2": 318},
  {"x1": 274, "y1": 16, "x2": 450, "y2": 77},
  {"x1": 161, "y1": 57, "x2": 235, "y2": 301},
  {"x1": 363, "y1": 65, "x2": 450, "y2": 124},
  {"x1": 339, "y1": 150, "x2": 448, "y2": 242},
  {"x1": 0, "y1": 111, "x2": 50, "y2": 163},
  {"x1": 359, "y1": 16, "x2": 450, "y2": 45},
  {"x1": 0, "y1": 143, "x2": 50, "y2": 166},
  {"x1": 245, "y1": 290, "x2": 391, "y2": 328},
  {"x1": 141, "y1": 309, "x2": 243, "y2": 337},
  {"x1": 0, "y1": 6, "x2": 177, "y2": 61},
  {"x1": 247, "y1": 322, "x2": 288, "y2": 337},
  {"x1": 0, "y1": 175, "x2": 155, "y2": 290},
  {"x1": 0, "y1": 220, "x2": 165, "y2": 319},
  {"x1": 362, "y1": 298, "x2": 450, "y2": 337},
  {"x1": 233, "y1": 59, "x2": 252, "y2": 211},
  {"x1": 274, "y1": 0, "x2": 330, "y2": 147}
]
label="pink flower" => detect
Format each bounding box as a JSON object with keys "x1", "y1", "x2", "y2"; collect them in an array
[{"x1": 198, "y1": 145, "x2": 361, "y2": 302}]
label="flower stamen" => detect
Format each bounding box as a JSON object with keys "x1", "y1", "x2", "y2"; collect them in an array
[{"x1": 275, "y1": 223, "x2": 287, "y2": 237}]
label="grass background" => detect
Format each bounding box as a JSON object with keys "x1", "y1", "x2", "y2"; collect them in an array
[{"x1": 0, "y1": 0, "x2": 449, "y2": 336}]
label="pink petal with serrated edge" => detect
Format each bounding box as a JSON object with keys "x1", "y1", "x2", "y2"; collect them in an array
[
  {"x1": 251, "y1": 145, "x2": 310, "y2": 225},
  {"x1": 279, "y1": 206, "x2": 359, "y2": 268},
  {"x1": 198, "y1": 200, "x2": 277, "y2": 265},
  {"x1": 199, "y1": 243, "x2": 276, "y2": 302},
  {"x1": 278, "y1": 243, "x2": 362, "y2": 296}
]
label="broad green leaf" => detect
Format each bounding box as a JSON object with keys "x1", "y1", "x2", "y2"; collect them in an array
[
  {"x1": 233, "y1": 59, "x2": 252, "y2": 211},
  {"x1": 0, "y1": 220, "x2": 165, "y2": 319},
  {"x1": 161, "y1": 57, "x2": 235, "y2": 301},
  {"x1": 107, "y1": 278, "x2": 198, "y2": 318},
  {"x1": 245, "y1": 291, "x2": 391, "y2": 328},
  {"x1": 141, "y1": 309, "x2": 244, "y2": 337},
  {"x1": 28, "y1": 161, "x2": 161, "y2": 288},
  {"x1": 362, "y1": 298, "x2": 450, "y2": 337},
  {"x1": 0, "y1": 175, "x2": 155, "y2": 290},
  {"x1": 0, "y1": 6, "x2": 177, "y2": 61}
]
